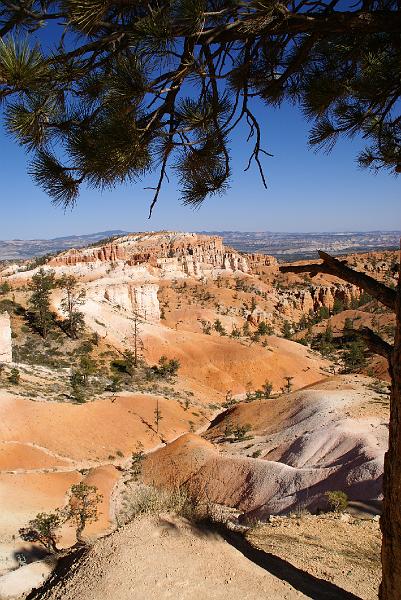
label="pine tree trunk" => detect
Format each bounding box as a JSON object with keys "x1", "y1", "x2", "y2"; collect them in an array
[
  {"x1": 380, "y1": 254, "x2": 401, "y2": 600},
  {"x1": 279, "y1": 250, "x2": 401, "y2": 596}
]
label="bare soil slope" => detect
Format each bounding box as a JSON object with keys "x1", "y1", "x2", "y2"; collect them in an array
[
  {"x1": 25, "y1": 516, "x2": 307, "y2": 600},
  {"x1": 247, "y1": 513, "x2": 381, "y2": 600},
  {"x1": 0, "y1": 391, "x2": 207, "y2": 575},
  {"x1": 24, "y1": 514, "x2": 380, "y2": 600},
  {"x1": 144, "y1": 376, "x2": 388, "y2": 517}
]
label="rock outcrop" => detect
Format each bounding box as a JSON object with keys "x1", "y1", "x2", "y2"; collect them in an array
[
  {"x1": 48, "y1": 232, "x2": 249, "y2": 278},
  {"x1": 247, "y1": 253, "x2": 279, "y2": 272},
  {"x1": 91, "y1": 282, "x2": 161, "y2": 322},
  {"x1": 32, "y1": 232, "x2": 253, "y2": 326},
  {"x1": 0, "y1": 312, "x2": 12, "y2": 363},
  {"x1": 275, "y1": 283, "x2": 361, "y2": 316}
]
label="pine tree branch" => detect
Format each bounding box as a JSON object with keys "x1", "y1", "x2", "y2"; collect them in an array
[
  {"x1": 279, "y1": 250, "x2": 397, "y2": 311},
  {"x1": 343, "y1": 326, "x2": 393, "y2": 361},
  {"x1": 197, "y1": 10, "x2": 401, "y2": 44}
]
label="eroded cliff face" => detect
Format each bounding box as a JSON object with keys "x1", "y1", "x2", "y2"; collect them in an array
[
  {"x1": 0, "y1": 312, "x2": 12, "y2": 363},
  {"x1": 98, "y1": 283, "x2": 160, "y2": 322},
  {"x1": 247, "y1": 253, "x2": 279, "y2": 270},
  {"x1": 5, "y1": 232, "x2": 373, "y2": 330},
  {"x1": 48, "y1": 232, "x2": 249, "y2": 278},
  {"x1": 275, "y1": 283, "x2": 361, "y2": 316},
  {"x1": 46, "y1": 233, "x2": 252, "y2": 325}
]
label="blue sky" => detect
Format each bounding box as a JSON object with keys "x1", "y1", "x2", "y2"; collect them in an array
[{"x1": 1, "y1": 92, "x2": 400, "y2": 239}]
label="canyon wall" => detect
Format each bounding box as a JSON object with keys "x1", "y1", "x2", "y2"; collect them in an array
[
  {"x1": 275, "y1": 283, "x2": 361, "y2": 316},
  {"x1": 0, "y1": 312, "x2": 12, "y2": 363},
  {"x1": 48, "y1": 232, "x2": 249, "y2": 278},
  {"x1": 79, "y1": 281, "x2": 160, "y2": 324},
  {"x1": 102, "y1": 283, "x2": 160, "y2": 322}
]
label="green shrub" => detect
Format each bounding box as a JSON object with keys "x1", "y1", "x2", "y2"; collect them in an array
[
  {"x1": 214, "y1": 319, "x2": 226, "y2": 336},
  {"x1": 281, "y1": 320, "x2": 292, "y2": 339},
  {"x1": 8, "y1": 367, "x2": 20, "y2": 385},
  {"x1": 0, "y1": 281, "x2": 11, "y2": 295},
  {"x1": 131, "y1": 444, "x2": 145, "y2": 480},
  {"x1": 262, "y1": 380, "x2": 273, "y2": 398},
  {"x1": 325, "y1": 490, "x2": 348, "y2": 513},
  {"x1": 70, "y1": 371, "x2": 87, "y2": 402},
  {"x1": 121, "y1": 483, "x2": 206, "y2": 524},
  {"x1": 231, "y1": 424, "x2": 253, "y2": 442},
  {"x1": 257, "y1": 321, "x2": 272, "y2": 336},
  {"x1": 152, "y1": 356, "x2": 180, "y2": 379}
]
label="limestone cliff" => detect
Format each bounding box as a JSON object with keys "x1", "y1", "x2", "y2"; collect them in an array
[
  {"x1": 49, "y1": 232, "x2": 249, "y2": 278},
  {"x1": 90, "y1": 282, "x2": 160, "y2": 322},
  {"x1": 0, "y1": 312, "x2": 12, "y2": 363},
  {"x1": 46, "y1": 233, "x2": 252, "y2": 325},
  {"x1": 275, "y1": 283, "x2": 361, "y2": 316}
]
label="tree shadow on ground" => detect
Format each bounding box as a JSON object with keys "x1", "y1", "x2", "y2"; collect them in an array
[
  {"x1": 216, "y1": 524, "x2": 363, "y2": 600},
  {"x1": 13, "y1": 545, "x2": 49, "y2": 566},
  {"x1": 25, "y1": 545, "x2": 88, "y2": 600}
]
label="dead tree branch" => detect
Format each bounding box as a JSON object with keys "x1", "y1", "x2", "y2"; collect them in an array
[{"x1": 279, "y1": 250, "x2": 397, "y2": 311}]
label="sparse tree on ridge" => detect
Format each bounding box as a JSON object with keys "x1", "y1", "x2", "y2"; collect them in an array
[
  {"x1": 131, "y1": 309, "x2": 144, "y2": 369},
  {"x1": 19, "y1": 511, "x2": 62, "y2": 554},
  {"x1": 28, "y1": 268, "x2": 56, "y2": 338},
  {"x1": 154, "y1": 398, "x2": 163, "y2": 433},
  {"x1": 64, "y1": 482, "x2": 102, "y2": 543},
  {"x1": 284, "y1": 375, "x2": 294, "y2": 394},
  {"x1": 262, "y1": 380, "x2": 273, "y2": 399},
  {"x1": 2, "y1": 1, "x2": 401, "y2": 595},
  {"x1": 58, "y1": 275, "x2": 86, "y2": 338}
]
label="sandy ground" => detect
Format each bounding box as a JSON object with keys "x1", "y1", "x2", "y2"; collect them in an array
[
  {"x1": 25, "y1": 516, "x2": 308, "y2": 600},
  {"x1": 0, "y1": 393, "x2": 207, "y2": 462},
  {"x1": 247, "y1": 513, "x2": 381, "y2": 600},
  {"x1": 21, "y1": 513, "x2": 381, "y2": 600},
  {"x1": 0, "y1": 557, "x2": 56, "y2": 599},
  {"x1": 143, "y1": 329, "x2": 331, "y2": 394},
  {"x1": 0, "y1": 387, "x2": 207, "y2": 576}
]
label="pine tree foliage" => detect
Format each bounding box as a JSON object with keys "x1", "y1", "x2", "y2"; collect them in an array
[{"x1": 1, "y1": 0, "x2": 401, "y2": 212}]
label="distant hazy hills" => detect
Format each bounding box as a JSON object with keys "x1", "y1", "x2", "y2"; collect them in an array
[
  {"x1": 0, "y1": 230, "x2": 399, "y2": 262},
  {"x1": 0, "y1": 231, "x2": 128, "y2": 260},
  {"x1": 206, "y1": 230, "x2": 401, "y2": 261}
]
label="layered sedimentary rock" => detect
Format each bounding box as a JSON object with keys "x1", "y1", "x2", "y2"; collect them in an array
[
  {"x1": 46, "y1": 233, "x2": 252, "y2": 324},
  {"x1": 275, "y1": 283, "x2": 361, "y2": 315},
  {"x1": 247, "y1": 253, "x2": 279, "y2": 270},
  {"x1": 49, "y1": 232, "x2": 249, "y2": 277},
  {"x1": 99, "y1": 283, "x2": 160, "y2": 322},
  {"x1": 0, "y1": 312, "x2": 12, "y2": 363}
]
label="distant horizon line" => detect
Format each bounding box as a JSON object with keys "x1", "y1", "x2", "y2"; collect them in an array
[{"x1": 2, "y1": 228, "x2": 401, "y2": 242}]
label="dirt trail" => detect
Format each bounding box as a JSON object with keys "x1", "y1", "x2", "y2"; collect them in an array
[{"x1": 25, "y1": 516, "x2": 310, "y2": 600}]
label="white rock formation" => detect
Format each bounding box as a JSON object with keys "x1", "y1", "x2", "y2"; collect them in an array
[
  {"x1": 0, "y1": 312, "x2": 12, "y2": 363},
  {"x1": 86, "y1": 282, "x2": 160, "y2": 323}
]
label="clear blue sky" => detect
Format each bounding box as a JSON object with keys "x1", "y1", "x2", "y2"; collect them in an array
[{"x1": 1, "y1": 97, "x2": 400, "y2": 239}]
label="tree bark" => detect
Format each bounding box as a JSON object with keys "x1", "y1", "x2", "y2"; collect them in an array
[
  {"x1": 280, "y1": 249, "x2": 401, "y2": 599},
  {"x1": 380, "y1": 252, "x2": 401, "y2": 600}
]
